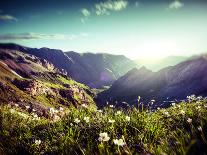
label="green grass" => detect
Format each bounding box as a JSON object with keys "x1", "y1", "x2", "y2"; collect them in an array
[
  {"x1": 58, "y1": 75, "x2": 88, "y2": 89},
  {"x1": 0, "y1": 97, "x2": 207, "y2": 155},
  {"x1": 43, "y1": 81, "x2": 64, "y2": 89}
]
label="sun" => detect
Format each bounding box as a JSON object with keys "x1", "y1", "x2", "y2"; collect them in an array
[{"x1": 130, "y1": 40, "x2": 179, "y2": 60}]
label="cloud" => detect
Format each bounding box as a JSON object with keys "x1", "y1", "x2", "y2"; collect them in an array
[
  {"x1": 80, "y1": 8, "x2": 91, "y2": 24},
  {"x1": 80, "y1": 0, "x2": 128, "y2": 23},
  {"x1": 95, "y1": 0, "x2": 128, "y2": 15},
  {"x1": 0, "y1": 14, "x2": 18, "y2": 21},
  {"x1": 81, "y1": 8, "x2": 91, "y2": 17},
  {"x1": 169, "y1": 1, "x2": 183, "y2": 9},
  {"x1": 0, "y1": 33, "x2": 87, "y2": 41}
]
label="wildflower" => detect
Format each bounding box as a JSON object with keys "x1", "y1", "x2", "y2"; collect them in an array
[
  {"x1": 172, "y1": 103, "x2": 176, "y2": 106},
  {"x1": 138, "y1": 96, "x2": 141, "y2": 101},
  {"x1": 74, "y1": 118, "x2": 80, "y2": 124},
  {"x1": 157, "y1": 107, "x2": 160, "y2": 110},
  {"x1": 109, "y1": 105, "x2": 114, "y2": 108},
  {"x1": 84, "y1": 116, "x2": 90, "y2": 123},
  {"x1": 108, "y1": 119, "x2": 115, "y2": 123},
  {"x1": 70, "y1": 123, "x2": 73, "y2": 126},
  {"x1": 98, "y1": 132, "x2": 110, "y2": 142},
  {"x1": 54, "y1": 109, "x2": 59, "y2": 113},
  {"x1": 14, "y1": 104, "x2": 19, "y2": 107},
  {"x1": 187, "y1": 118, "x2": 192, "y2": 123},
  {"x1": 116, "y1": 111, "x2": 121, "y2": 115},
  {"x1": 113, "y1": 138, "x2": 126, "y2": 146},
  {"x1": 177, "y1": 105, "x2": 181, "y2": 108},
  {"x1": 196, "y1": 106, "x2": 201, "y2": 110},
  {"x1": 31, "y1": 113, "x2": 38, "y2": 117},
  {"x1": 150, "y1": 100, "x2": 155, "y2": 105},
  {"x1": 32, "y1": 109, "x2": 36, "y2": 112},
  {"x1": 197, "y1": 96, "x2": 202, "y2": 100},
  {"x1": 126, "y1": 116, "x2": 130, "y2": 121},
  {"x1": 164, "y1": 111, "x2": 170, "y2": 117},
  {"x1": 35, "y1": 139, "x2": 41, "y2": 145},
  {"x1": 180, "y1": 110, "x2": 185, "y2": 115},
  {"x1": 49, "y1": 107, "x2": 55, "y2": 114},
  {"x1": 31, "y1": 113, "x2": 40, "y2": 120},
  {"x1": 25, "y1": 106, "x2": 30, "y2": 109},
  {"x1": 82, "y1": 104, "x2": 87, "y2": 108},
  {"x1": 53, "y1": 115, "x2": 60, "y2": 122},
  {"x1": 9, "y1": 109, "x2": 15, "y2": 113},
  {"x1": 198, "y1": 126, "x2": 202, "y2": 131},
  {"x1": 59, "y1": 107, "x2": 64, "y2": 111},
  {"x1": 187, "y1": 95, "x2": 196, "y2": 101},
  {"x1": 97, "y1": 109, "x2": 103, "y2": 113}
]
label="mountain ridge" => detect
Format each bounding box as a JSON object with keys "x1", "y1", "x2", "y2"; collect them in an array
[
  {"x1": 0, "y1": 43, "x2": 138, "y2": 88},
  {"x1": 0, "y1": 47, "x2": 96, "y2": 117},
  {"x1": 97, "y1": 54, "x2": 207, "y2": 107}
]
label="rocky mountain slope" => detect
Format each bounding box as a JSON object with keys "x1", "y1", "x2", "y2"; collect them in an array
[
  {"x1": 0, "y1": 48, "x2": 96, "y2": 117},
  {"x1": 65, "y1": 51, "x2": 137, "y2": 88},
  {"x1": 0, "y1": 43, "x2": 138, "y2": 88},
  {"x1": 97, "y1": 54, "x2": 207, "y2": 107}
]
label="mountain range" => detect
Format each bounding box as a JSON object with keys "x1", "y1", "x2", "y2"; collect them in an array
[
  {"x1": 97, "y1": 55, "x2": 207, "y2": 107},
  {"x1": 0, "y1": 46, "x2": 96, "y2": 116},
  {"x1": 0, "y1": 43, "x2": 137, "y2": 88},
  {"x1": 1, "y1": 43, "x2": 207, "y2": 109}
]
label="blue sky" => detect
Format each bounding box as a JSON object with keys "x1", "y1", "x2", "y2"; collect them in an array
[{"x1": 0, "y1": 0, "x2": 207, "y2": 59}]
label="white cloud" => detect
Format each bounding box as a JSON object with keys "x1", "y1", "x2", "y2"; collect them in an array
[
  {"x1": 80, "y1": 8, "x2": 91, "y2": 24},
  {"x1": 81, "y1": 8, "x2": 91, "y2": 17},
  {"x1": 169, "y1": 1, "x2": 183, "y2": 9},
  {"x1": 95, "y1": 0, "x2": 128, "y2": 16},
  {"x1": 0, "y1": 14, "x2": 18, "y2": 21},
  {"x1": 80, "y1": 0, "x2": 128, "y2": 23},
  {"x1": 0, "y1": 33, "x2": 89, "y2": 41}
]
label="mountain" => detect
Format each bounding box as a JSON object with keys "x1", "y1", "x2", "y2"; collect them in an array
[
  {"x1": 65, "y1": 51, "x2": 138, "y2": 88},
  {"x1": 135, "y1": 56, "x2": 188, "y2": 71},
  {"x1": 0, "y1": 47, "x2": 96, "y2": 116},
  {"x1": 97, "y1": 54, "x2": 207, "y2": 107},
  {"x1": 0, "y1": 43, "x2": 138, "y2": 88}
]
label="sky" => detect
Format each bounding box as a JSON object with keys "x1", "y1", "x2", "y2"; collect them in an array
[{"x1": 0, "y1": 0, "x2": 207, "y2": 59}]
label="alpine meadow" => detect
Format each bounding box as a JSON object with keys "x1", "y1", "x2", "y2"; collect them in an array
[{"x1": 0, "y1": 0, "x2": 207, "y2": 154}]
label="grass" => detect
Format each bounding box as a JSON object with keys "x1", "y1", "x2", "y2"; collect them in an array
[
  {"x1": 58, "y1": 75, "x2": 88, "y2": 89},
  {"x1": 0, "y1": 96, "x2": 207, "y2": 155}
]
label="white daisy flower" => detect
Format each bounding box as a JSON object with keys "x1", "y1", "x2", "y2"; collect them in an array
[
  {"x1": 74, "y1": 118, "x2": 80, "y2": 124},
  {"x1": 187, "y1": 118, "x2": 192, "y2": 123},
  {"x1": 98, "y1": 132, "x2": 110, "y2": 142},
  {"x1": 125, "y1": 116, "x2": 130, "y2": 121},
  {"x1": 113, "y1": 138, "x2": 126, "y2": 146},
  {"x1": 83, "y1": 116, "x2": 90, "y2": 123},
  {"x1": 108, "y1": 119, "x2": 115, "y2": 123},
  {"x1": 35, "y1": 139, "x2": 41, "y2": 145}
]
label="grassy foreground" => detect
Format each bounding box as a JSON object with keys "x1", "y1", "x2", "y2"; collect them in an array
[{"x1": 0, "y1": 96, "x2": 207, "y2": 155}]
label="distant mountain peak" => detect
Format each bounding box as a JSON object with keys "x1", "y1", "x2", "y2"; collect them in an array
[{"x1": 138, "y1": 66, "x2": 152, "y2": 72}]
